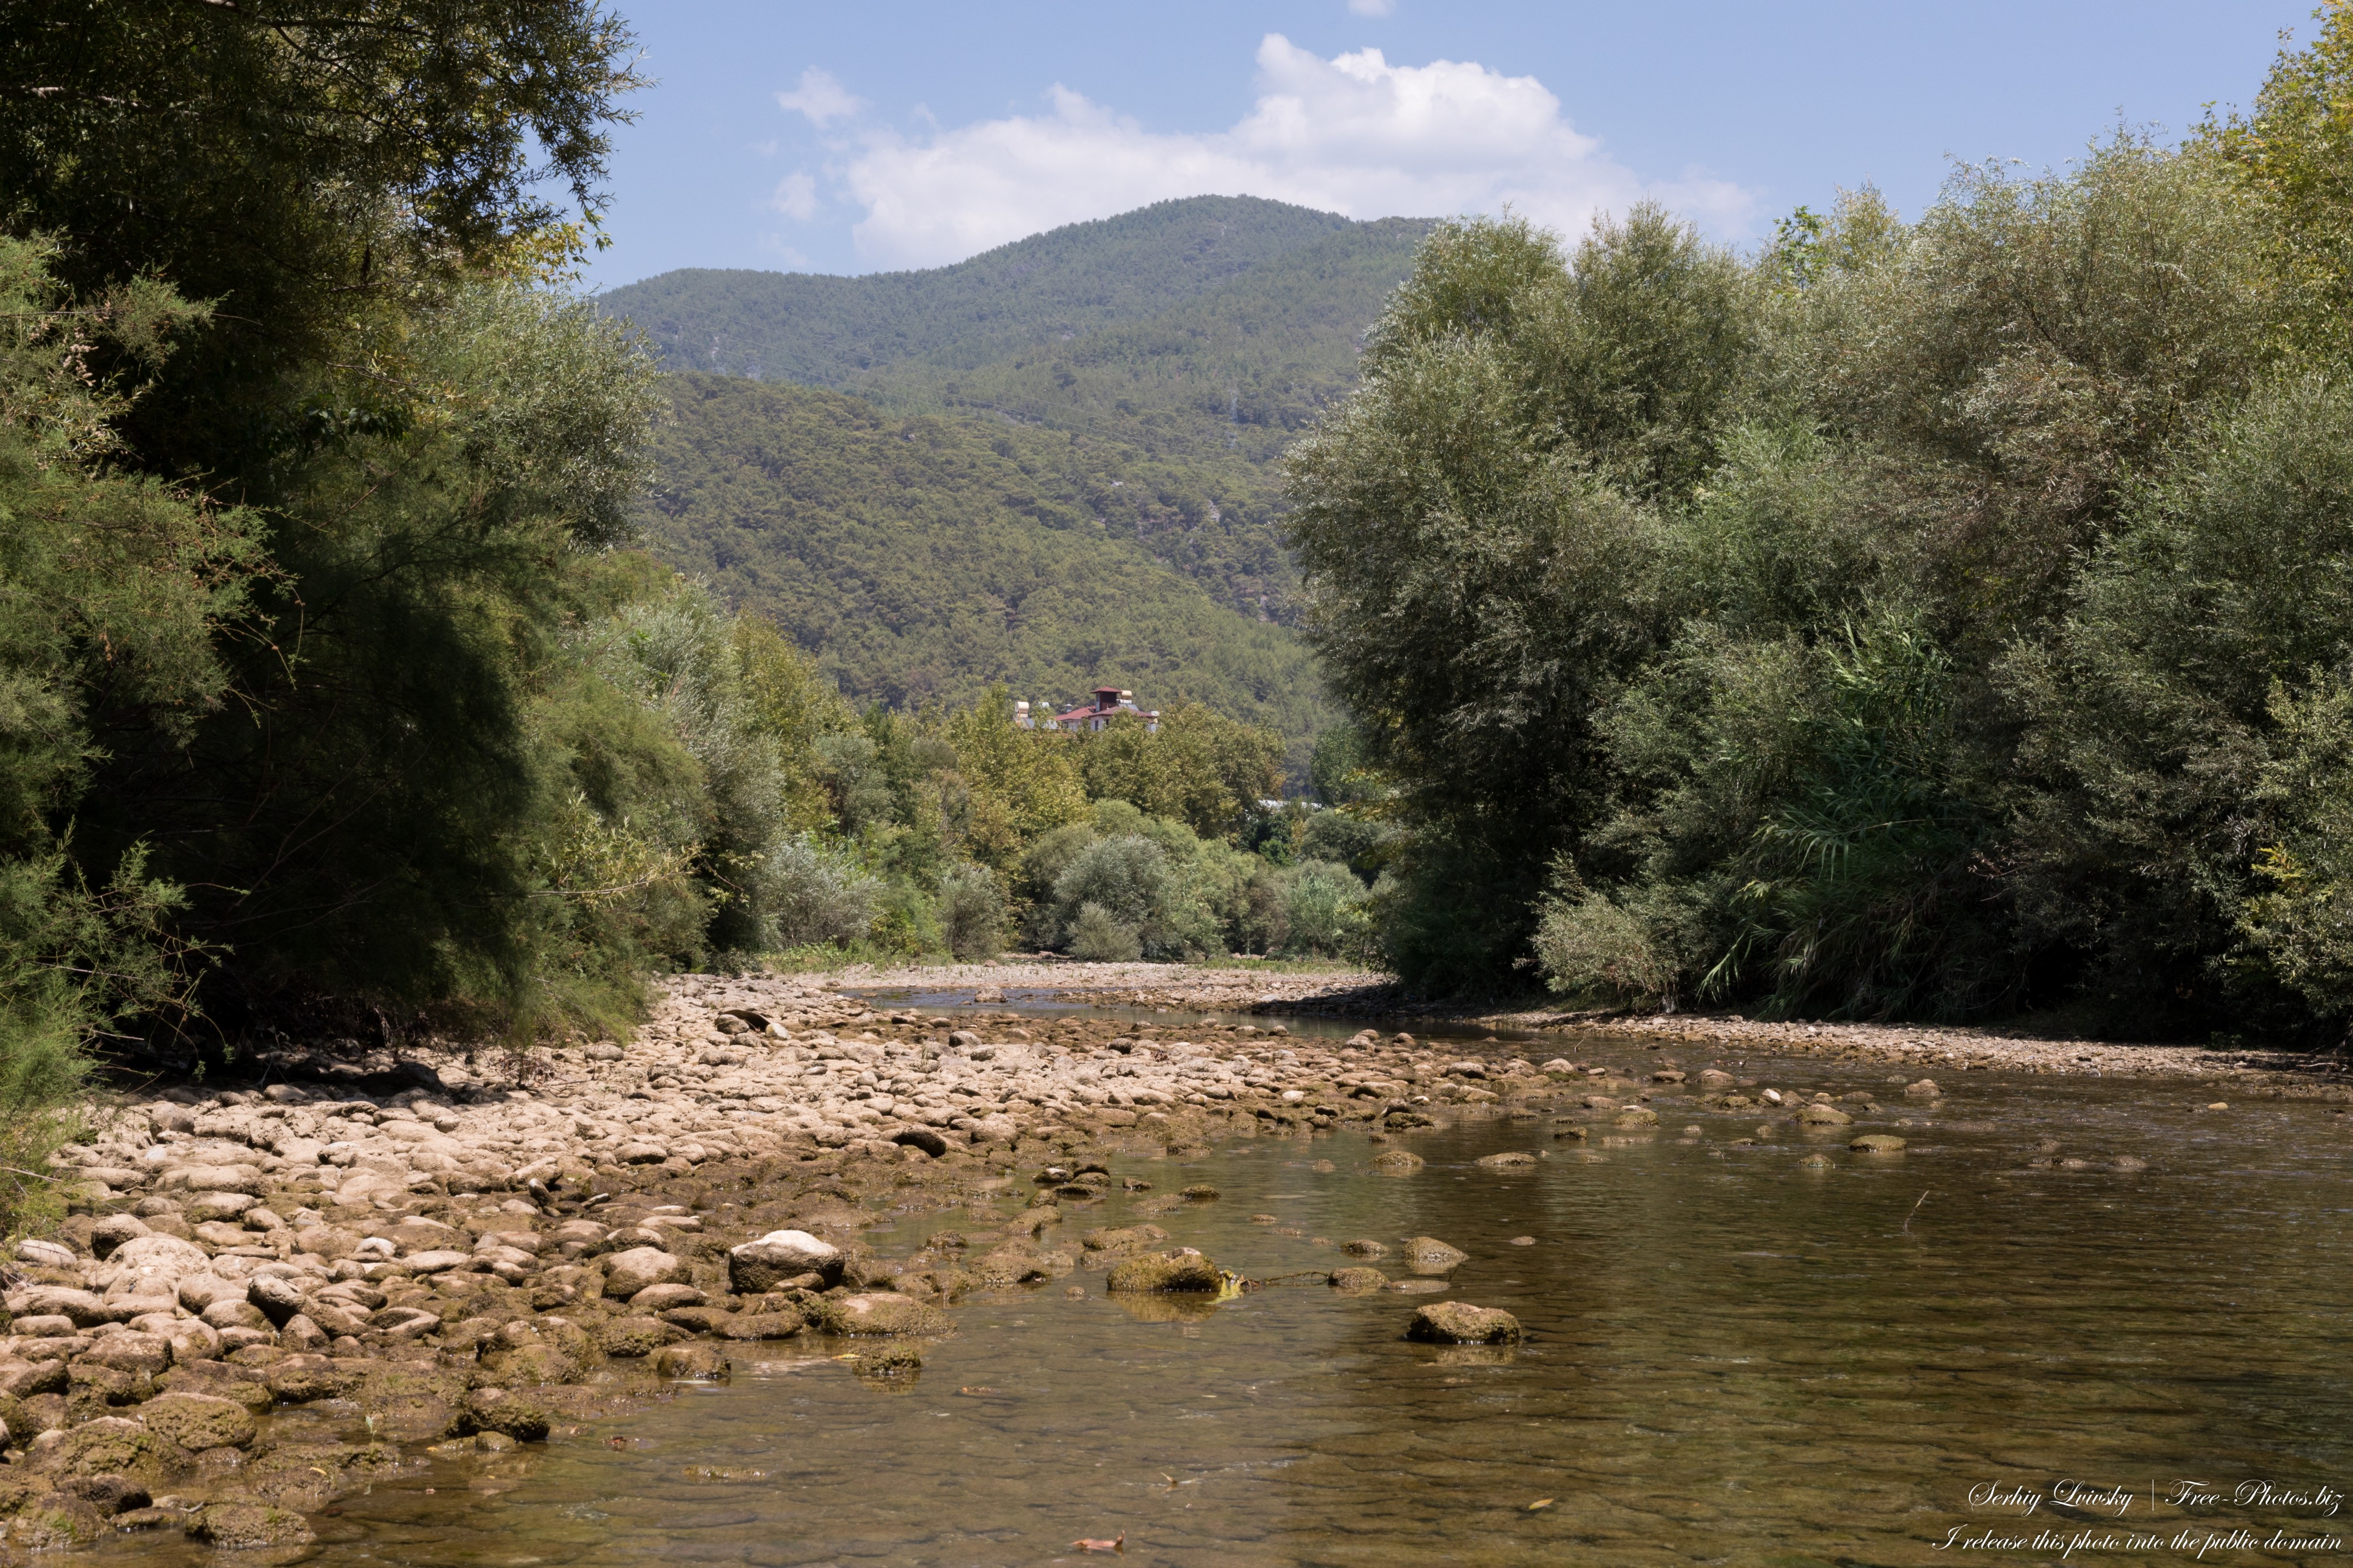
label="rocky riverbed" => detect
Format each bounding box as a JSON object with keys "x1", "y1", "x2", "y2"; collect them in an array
[
  {"x1": 11, "y1": 971, "x2": 1614, "y2": 1553},
  {"x1": 20, "y1": 965, "x2": 2350, "y2": 1556}
]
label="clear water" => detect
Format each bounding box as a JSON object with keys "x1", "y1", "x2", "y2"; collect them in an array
[{"x1": 104, "y1": 1042, "x2": 2353, "y2": 1567}]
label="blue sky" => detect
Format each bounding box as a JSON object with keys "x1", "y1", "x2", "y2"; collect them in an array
[{"x1": 584, "y1": 1, "x2": 2313, "y2": 288}]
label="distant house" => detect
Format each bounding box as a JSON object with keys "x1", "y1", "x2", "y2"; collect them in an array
[{"x1": 1015, "y1": 687, "x2": 1160, "y2": 734}]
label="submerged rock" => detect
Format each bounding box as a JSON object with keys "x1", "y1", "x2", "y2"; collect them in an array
[
  {"x1": 1328, "y1": 1267, "x2": 1389, "y2": 1293},
  {"x1": 1849, "y1": 1135, "x2": 1907, "y2": 1153},
  {"x1": 1405, "y1": 1303, "x2": 1522, "y2": 1345},
  {"x1": 1369, "y1": 1149, "x2": 1424, "y2": 1175},
  {"x1": 1474, "y1": 1150, "x2": 1539, "y2": 1168},
  {"x1": 652, "y1": 1344, "x2": 732, "y2": 1381}
]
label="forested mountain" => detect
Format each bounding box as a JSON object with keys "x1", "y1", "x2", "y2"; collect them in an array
[
  {"x1": 645, "y1": 373, "x2": 1327, "y2": 755},
  {"x1": 603, "y1": 199, "x2": 1432, "y2": 654},
  {"x1": 602, "y1": 196, "x2": 1422, "y2": 396}
]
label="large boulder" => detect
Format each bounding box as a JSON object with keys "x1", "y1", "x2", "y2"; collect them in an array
[
  {"x1": 1405, "y1": 1302, "x2": 1523, "y2": 1345},
  {"x1": 727, "y1": 1230, "x2": 842, "y2": 1293},
  {"x1": 600, "y1": 1247, "x2": 688, "y2": 1300}
]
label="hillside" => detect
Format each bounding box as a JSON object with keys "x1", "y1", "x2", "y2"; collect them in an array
[
  {"x1": 604, "y1": 199, "x2": 1432, "y2": 624},
  {"x1": 608, "y1": 198, "x2": 1435, "y2": 769},
  {"x1": 601, "y1": 196, "x2": 1417, "y2": 390},
  {"x1": 644, "y1": 373, "x2": 1329, "y2": 767}
]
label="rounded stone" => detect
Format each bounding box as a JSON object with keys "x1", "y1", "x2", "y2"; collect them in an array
[
  {"x1": 1405, "y1": 1302, "x2": 1523, "y2": 1345},
  {"x1": 1849, "y1": 1135, "x2": 1907, "y2": 1153},
  {"x1": 728, "y1": 1230, "x2": 843, "y2": 1293},
  {"x1": 600, "y1": 1247, "x2": 689, "y2": 1300},
  {"x1": 1401, "y1": 1237, "x2": 1468, "y2": 1275}
]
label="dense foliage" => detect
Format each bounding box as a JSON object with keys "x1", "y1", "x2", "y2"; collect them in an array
[
  {"x1": 1288, "y1": 11, "x2": 2353, "y2": 1040},
  {"x1": 604, "y1": 199, "x2": 1431, "y2": 628},
  {"x1": 642, "y1": 373, "x2": 1329, "y2": 768}
]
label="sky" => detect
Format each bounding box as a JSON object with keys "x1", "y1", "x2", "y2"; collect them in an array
[{"x1": 581, "y1": 1, "x2": 2316, "y2": 289}]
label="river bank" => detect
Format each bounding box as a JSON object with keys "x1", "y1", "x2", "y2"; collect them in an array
[
  {"x1": 18, "y1": 963, "x2": 2349, "y2": 1554},
  {"x1": 5, "y1": 970, "x2": 1566, "y2": 1551},
  {"x1": 854, "y1": 958, "x2": 2353, "y2": 1088}
]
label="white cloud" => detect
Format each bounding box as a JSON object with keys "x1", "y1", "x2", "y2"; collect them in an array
[
  {"x1": 833, "y1": 36, "x2": 1753, "y2": 269},
  {"x1": 1348, "y1": 0, "x2": 1396, "y2": 15},
  {"x1": 769, "y1": 171, "x2": 819, "y2": 221},
  {"x1": 777, "y1": 67, "x2": 864, "y2": 128}
]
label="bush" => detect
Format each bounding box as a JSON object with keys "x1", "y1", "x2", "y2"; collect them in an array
[
  {"x1": 938, "y1": 863, "x2": 1004, "y2": 962},
  {"x1": 1281, "y1": 860, "x2": 1372, "y2": 958},
  {"x1": 1068, "y1": 902, "x2": 1143, "y2": 962},
  {"x1": 1534, "y1": 891, "x2": 1678, "y2": 1009},
  {"x1": 764, "y1": 836, "x2": 879, "y2": 949},
  {"x1": 1050, "y1": 835, "x2": 1171, "y2": 949}
]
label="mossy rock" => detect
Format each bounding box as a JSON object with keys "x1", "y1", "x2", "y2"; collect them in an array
[
  {"x1": 713, "y1": 1310, "x2": 805, "y2": 1341},
  {"x1": 1400, "y1": 1237, "x2": 1468, "y2": 1274},
  {"x1": 596, "y1": 1315, "x2": 682, "y2": 1358},
  {"x1": 138, "y1": 1392, "x2": 256, "y2": 1452},
  {"x1": 263, "y1": 1353, "x2": 362, "y2": 1404},
  {"x1": 849, "y1": 1343, "x2": 921, "y2": 1381},
  {"x1": 651, "y1": 1345, "x2": 731, "y2": 1381},
  {"x1": 1105, "y1": 1253, "x2": 1224, "y2": 1293},
  {"x1": 461, "y1": 1389, "x2": 552, "y2": 1443},
  {"x1": 1849, "y1": 1134, "x2": 1907, "y2": 1153},
  {"x1": 187, "y1": 1500, "x2": 316, "y2": 1549},
  {"x1": 1405, "y1": 1302, "x2": 1523, "y2": 1345},
  {"x1": 29, "y1": 1417, "x2": 180, "y2": 1484},
  {"x1": 1796, "y1": 1102, "x2": 1853, "y2": 1126},
  {"x1": 1369, "y1": 1149, "x2": 1424, "y2": 1174},
  {"x1": 1079, "y1": 1224, "x2": 1168, "y2": 1253},
  {"x1": 6, "y1": 1497, "x2": 105, "y2": 1550},
  {"x1": 155, "y1": 1363, "x2": 273, "y2": 1414},
  {"x1": 482, "y1": 1342, "x2": 579, "y2": 1387},
  {"x1": 1327, "y1": 1267, "x2": 1389, "y2": 1293}
]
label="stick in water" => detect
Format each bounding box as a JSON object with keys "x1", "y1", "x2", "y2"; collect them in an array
[{"x1": 1903, "y1": 1190, "x2": 1932, "y2": 1233}]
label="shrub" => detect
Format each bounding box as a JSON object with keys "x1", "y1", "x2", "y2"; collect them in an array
[
  {"x1": 1534, "y1": 892, "x2": 1678, "y2": 1009},
  {"x1": 1068, "y1": 902, "x2": 1142, "y2": 962},
  {"x1": 1281, "y1": 860, "x2": 1372, "y2": 959},
  {"x1": 764, "y1": 836, "x2": 879, "y2": 949},
  {"x1": 1050, "y1": 835, "x2": 1171, "y2": 949},
  {"x1": 938, "y1": 863, "x2": 1004, "y2": 962}
]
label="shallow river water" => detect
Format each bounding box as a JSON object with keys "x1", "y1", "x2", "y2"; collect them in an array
[{"x1": 105, "y1": 1022, "x2": 2353, "y2": 1567}]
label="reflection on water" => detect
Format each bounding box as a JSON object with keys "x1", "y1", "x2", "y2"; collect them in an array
[{"x1": 101, "y1": 1047, "x2": 2353, "y2": 1566}]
